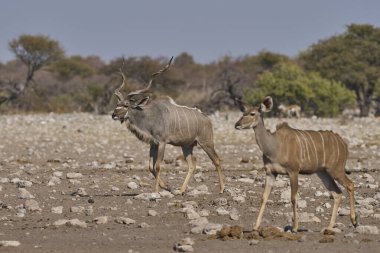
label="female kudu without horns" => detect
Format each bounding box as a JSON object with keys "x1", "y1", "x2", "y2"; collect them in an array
[
  {"x1": 235, "y1": 96, "x2": 357, "y2": 232},
  {"x1": 112, "y1": 57, "x2": 225, "y2": 194}
]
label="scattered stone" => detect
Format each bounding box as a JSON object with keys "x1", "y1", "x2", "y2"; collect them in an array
[
  {"x1": 298, "y1": 200, "x2": 307, "y2": 209},
  {"x1": 138, "y1": 222, "x2": 150, "y2": 228},
  {"x1": 159, "y1": 190, "x2": 173, "y2": 198},
  {"x1": 185, "y1": 209, "x2": 200, "y2": 220},
  {"x1": 18, "y1": 188, "x2": 35, "y2": 199},
  {"x1": 187, "y1": 185, "x2": 209, "y2": 196},
  {"x1": 66, "y1": 173, "x2": 83, "y2": 179},
  {"x1": 73, "y1": 188, "x2": 88, "y2": 197},
  {"x1": 51, "y1": 206, "x2": 63, "y2": 214},
  {"x1": 229, "y1": 208, "x2": 239, "y2": 221},
  {"x1": 338, "y1": 207, "x2": 350, "y2": 216},
  {"x1": 17, "y1": 180, "x2": 33, "y2": 188},
  {"x1": 216, "y1": 207, "x2": 229, "y2": 216},
  {"x1": 198, "y1": 209, "x2": 210, "y2": 217},
  {"x1": 233, "y1": 195, "x2": 246, "y2": 203},
  {"x1": 70, "y1": 206, "x2": 85, "y2": 213},
  {"x1": 53, "y1": 219, "x2": 69, "y2": 226},
  {"x1": 213, "y1": 197, "x2": 228, "y2": 206},
  {"x1": 111, "y1": 186, "x2": 120, "y2": 191},
  {"x1": 189, "y1": 217, "x2": 208, "y2": 228},
  {"x1": 134, "y1": 193, "x2": 161, "y2": 201},
  {"x1": 94, "y1": 216, "x2": 108, "y2": 224},
  {"x1": 355, "y1": 225, "x2": 379, "y2": 235},
  {"x1": 115, "y1": 217, "x2": 136, "y2": 225},
  {"x1": 67, "y1": 218, "x2": 87, "y2": 228},
  {"x1": 249, "y1": 239, "x2": 260, "y2": 245},
  {"x1": 148, "y1": 210, "x2": 158, "y2": 217},
  {"x1": 0, "y1": 241, "x2": 21, "y2": 247},
  {"x1": 237, "y1": 178, "x2": 255, "y2": 184},
  {"x1": 127, "y1": 182, "x2": 139, "y2": 189},
  {"x1": 24, "y1": 199, "x2": 41, "y2": 212},
  {"x1": 174, "y1": 237, "x2": 194, "y2": 252},
  {"x1": 203, "y1": 223, "x2": 223, "y2": 235}
]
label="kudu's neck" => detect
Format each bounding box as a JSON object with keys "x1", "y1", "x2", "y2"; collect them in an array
[{"x1": 253, "y1": 116, "x2": 277, "y2": 159}]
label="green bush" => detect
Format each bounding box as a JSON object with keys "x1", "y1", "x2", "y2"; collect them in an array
[{"x1": 245, "y1": 63, "x2": 355, "y2": 117}]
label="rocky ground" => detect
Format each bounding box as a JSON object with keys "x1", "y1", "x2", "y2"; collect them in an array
[{"x1": 0, "y1": 112, "x2": 379, "y2": 253}]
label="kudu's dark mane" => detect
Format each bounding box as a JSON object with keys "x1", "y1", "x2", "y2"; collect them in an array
[{"x1": 126, "y1": 121, "x2": 158, "y2": 145}]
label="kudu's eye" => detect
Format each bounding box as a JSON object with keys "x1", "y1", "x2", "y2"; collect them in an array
[{"x1": 250, "y1": 112, "x2": 256, "y2": 116}]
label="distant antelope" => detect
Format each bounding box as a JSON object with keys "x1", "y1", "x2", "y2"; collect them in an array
[
  {"x1": 112, "y1": 58, "x2": 225, "y2": 194},
  {"x1": 235, "y1": 97, "x2": 357, "y2": 232},
  {"x1": 278, "y1": 104, "x2": 301, "y2": 118}
]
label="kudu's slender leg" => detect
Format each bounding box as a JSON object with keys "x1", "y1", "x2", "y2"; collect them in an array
[
  {"x1": 198, "y1": 142, "x2": 225, "y2": 193},
  {"x1": 316, "y1": 171, "x2": 343, "y2": 230},
  {"x1": 335, "y1": 173, "x2": 357, "y2": 227},
  {"x1": 289, "y1": 172, "x2": 299, "y2": 232},
  {"x1": 254, "y1": 170, "x2": 277, "y2": 230},
  {"x1": 180, "y1": 144, "x2": 196, "y2": 193},
  {"x1": 150, "y1": 143, "x2": 167, "y2": 192}
]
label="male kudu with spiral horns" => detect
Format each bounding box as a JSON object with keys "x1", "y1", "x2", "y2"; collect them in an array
[{"x1": 112, "y1": 57, "x2": 224, "y2": 194}]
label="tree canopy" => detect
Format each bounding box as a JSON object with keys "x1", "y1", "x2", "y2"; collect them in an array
[{"x1": 300, "y1": 24, "x2": 380, "y2": 116}]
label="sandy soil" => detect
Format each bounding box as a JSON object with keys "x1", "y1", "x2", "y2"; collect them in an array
[{"x1": 0, "y1": 112, "x2": 379, "y2": 253}]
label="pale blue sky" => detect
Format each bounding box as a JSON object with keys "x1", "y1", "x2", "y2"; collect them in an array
[{"x1": 1, "y1": 0, "x2": 380, "y2": 64}]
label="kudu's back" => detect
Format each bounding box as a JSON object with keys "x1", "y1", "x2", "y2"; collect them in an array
[
  {"x1": 275, "y1": 123, "x2": 348, "y2": 174},
  {"x1": 127, "y1": 97, "x2": 214, "y2": 147}
]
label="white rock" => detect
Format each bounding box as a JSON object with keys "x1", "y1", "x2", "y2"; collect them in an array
[
  {"x1": 24, "y1": 199, "x2": 41, "y2": 212},
  {"x1": 0, "y1": 241, "x2": 21, "y2": 247},
  {"x1": 233, "y1": 196, "x2": 246, "y2": 203},
  {"x1": 67, "y1": 218, "x2": 87, "y2": 228},
  {"x1": 198, "y1": 209, "x2": 210, "y2": 217},
  {"x1": 203, "y1": 223, "x2": 223, "y2": 235},
  {"x1": 189, "y1": 217, "x2": 208, "y2": 228},
  {"x1": 51, "y1": 206, "x2": 63, "y2": 214},
  {"x1": 66, "y1": 173, "x2": 83, "y2": 179},
  {"x1": 213, "y1": 198, "x2": 228, "y2": 206},
  {"x1": 53, "y1": 219, "x2": 69, "y2": 226},
  {"x1": 355, "y1": 225, "x2": 379, "y2": 235},
  {"x1": 134, "y1": 192, "x2": 161, "y2": 201},
  {"x1": 298, "y1": 212, "x2": 321, "y2": 223},
  {"x1": 298, "y1": 200, "x2": 307, "y2": 209},
  {"x1": 174, "y1": 244, "x2": 193, "y2": 252},
  {"x1": 94, "y1": 216, "x2": 108, "y2": 224},
  {"x1": 18, "y1": 188, "x2": 34, "y2": 199},
  {"x1": 280, "y1": 189, "x2": 291, "y2": 203},
  {"x1": 70, "y1": 206, "x2": 85, "y2": 213},
  {"x1": 115, "y1": 217, "x2": 136, "y2": 225},
  {"x1": 148, "y1": 210, "x2": 158, "y2": 217},
  {"x1": 216, "y1": 207, "x2": 229, "y2": 216},
  {"x1": 127, "y1": 182, "x2": 139, "y2": 189},
  {"x1": 111, "y1": 186, "x2": 120, "y2": 191},
  {"x1": 185, "y1": 209, "x2": 200, "y2": 220},
  {"x1": 159, "y1": 190, "x2": 174, "y2": 198},
  {"x1": 237, "y1": 178, "x2": 255, "y2": 184},
  {"x1": 338, "y1": 207, "x2": 350, "y2": 216},
  {"x1": 74, "y1": 188, "x2": 88, "y2": 197},
  {"x1": 138, "y1": 222, "x2": 150, "y2": 228},
  {"x1": 229, "y1": 208, "x2": 239, "y2": 220},
  {"x1": 48, "y1": 176, "x2": 61, "y2": 186}
]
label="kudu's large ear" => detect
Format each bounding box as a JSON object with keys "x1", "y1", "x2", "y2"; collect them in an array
[
  {"x1": 235, "y1": 98, "x2": 249, "y2": 113},
  {"x1": 259, "y1": 96, "x2": 273, "y2": 113},
  {"x1": 131, "y1": 95, "x2": 150, "y2": 109}
]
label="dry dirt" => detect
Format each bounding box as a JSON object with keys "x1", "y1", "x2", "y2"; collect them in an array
[{"x1": 0, "y1": 112, "x2": 379, "y2": 253}]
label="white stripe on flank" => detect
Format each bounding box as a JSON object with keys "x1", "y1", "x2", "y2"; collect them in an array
[
  {"x1": 294, "y1": 131, "x2": 304, "y2": 162},
  {"x1": 182, "y1": 107, "x2": 191, "y2": 137},
  {"x1": 317, "y1": 132, "x2": 325, "y2": 167},
  {"x1": 297, "y1": 130, "x2": 311, "y2": 163},
  {"x1": 174, "y1": 106, "x2": 184, "y2": 138},
  {"x1": 333, "y1": 134, "x2": 340, "y2": 165},
  {"x1": 305, "y1": 131, "x2": 318, "y2": 167}
]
